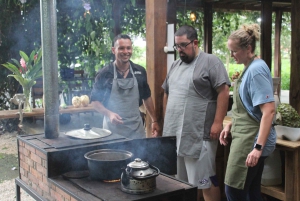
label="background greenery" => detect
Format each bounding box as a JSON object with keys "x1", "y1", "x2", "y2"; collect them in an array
[{"x1": 0, "y1": 0, "x2": 291, "y2": 111}]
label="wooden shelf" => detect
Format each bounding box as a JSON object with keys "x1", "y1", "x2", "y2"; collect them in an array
[{"x1": 261, "y1": 185, "x2": 285, "y2": 200}]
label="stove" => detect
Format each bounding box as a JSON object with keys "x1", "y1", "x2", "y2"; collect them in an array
[{"x1": 16, "y1": 133, "x2": 197, "y2": 201}]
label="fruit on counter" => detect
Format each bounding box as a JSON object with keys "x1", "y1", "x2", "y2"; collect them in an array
[
  {"x1": 72, "y1": 96, "x2": 81, "y2": 108},
  {"x1": 60, "y1": 103, "x2": 67, "y2": 109},
  {"x1": 275, "y1": 103, "x2": 300, "y2": 128},
  {"x1": 80, "y1": 95, "x2": 90, "y2": 107}
]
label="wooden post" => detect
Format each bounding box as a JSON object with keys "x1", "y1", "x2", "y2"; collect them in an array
[
  {"x1": 112, "y1": 0, "x2": 122, "y2": 37},
  {"x1": 290, "y1": 0, "x2": 300, "y2": 114},
  {"x1": 260, "y1": 0, "x2": 272, "y2": 70},
  {"x1": 204, "y1": 2, "x2": 213, "y2": 54},
  {"x1": 274, "y1": 9, "x2": 282, "y2": 98},
  {"x1": 145, "y1": 0, "x2": 167, "y2": 137}
]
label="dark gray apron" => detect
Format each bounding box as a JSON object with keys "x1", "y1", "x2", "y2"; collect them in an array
[
  {"x1": 103, "y1": 64, "x2": 145, "y2": 139},
  {"x1": 224, "y1": 64, "x2": 260, "y2": 189},
  {"x1": 163, "y1": 55, "x2": 216, "y2": 158}
]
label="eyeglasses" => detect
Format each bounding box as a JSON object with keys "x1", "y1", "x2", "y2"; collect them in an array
[{"x1": 173, "y1": 40, "x2": 194, "y2": 50}]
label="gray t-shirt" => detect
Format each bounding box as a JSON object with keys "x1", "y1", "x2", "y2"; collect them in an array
[{"x1": 162, "y1": 50, "x2": 231, "y2": 100}]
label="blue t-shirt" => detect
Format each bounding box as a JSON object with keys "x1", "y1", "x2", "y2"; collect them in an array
[{"x1": 239, "y1": 59, "x2": 276, "y2": 156}]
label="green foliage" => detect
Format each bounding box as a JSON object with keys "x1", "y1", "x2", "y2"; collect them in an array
[
  {"x1": 0, "y1": 0, "x2": 41, "y2": 110},
  {"x1": 131, "y1": 44, "x2": 146, "y2": 68},
  {"x1": 2, "y1": 48, "x2": 42, "y2": 89},
  {"x1": 176, "y1": 9, "x2": 204, "y2": 49},
  {"x1": 228, "y1": 59, "x2": 291, "y2": 90},
  {"x1": 0, "y1": 0, "x2": 293, "y2": 111}
]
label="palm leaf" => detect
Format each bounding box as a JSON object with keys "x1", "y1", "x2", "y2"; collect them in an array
[
  {"x1": 19, "y1": 51, "x2": 29, "y2": 62},
  {"x1": 27, "y1": 62, "x2": 42, "y2": 79},
  {"x1": 8, "y1": 75, "x2": 26, "y2": 86},
  {"x1": 2, "y1": 63, "x2": 22, "y2": 76},
  {"x1": 36, "y1": 49, "x2": 42, "y2": 63},
  {"x1": 11, "y1": 58, "x2": 22, "y2": 69}
]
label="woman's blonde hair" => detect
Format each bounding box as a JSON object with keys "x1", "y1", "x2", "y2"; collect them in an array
[{"x1": 229, "y1": 24, "x2": 260, "y2": 53}]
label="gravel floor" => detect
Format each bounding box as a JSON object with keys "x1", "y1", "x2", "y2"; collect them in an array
[{"x1": 0, "y1": 133, "x2": 35, "y2": 201}]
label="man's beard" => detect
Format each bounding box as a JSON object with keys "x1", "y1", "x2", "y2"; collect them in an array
[
  {"x1": 180, "y1": 53, "x2": 194, "y2": 64},
  {"x1": 179, "y1": 48, "x2": 195, "y2": 64}
]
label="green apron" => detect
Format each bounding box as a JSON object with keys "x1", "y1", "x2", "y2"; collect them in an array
[{"x1": 224, "y1": 65, "x2": 260, "y2": 189}]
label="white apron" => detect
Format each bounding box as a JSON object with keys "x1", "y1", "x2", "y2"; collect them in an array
[{"x1": 103, "y1": 64, "x2": 145, "y2": 139}]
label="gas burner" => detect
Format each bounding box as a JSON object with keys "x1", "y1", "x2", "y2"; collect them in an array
[
  {"x1": 103, "y1": 179, "x2": 120, "y2": 183},
  {"x1": 62, "y1": 170, "x2": 89, "y2": 180}
]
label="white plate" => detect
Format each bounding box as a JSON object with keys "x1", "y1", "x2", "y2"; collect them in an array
[{"x1": 65, "y1": 128, "x2": 112, "y2": 139}]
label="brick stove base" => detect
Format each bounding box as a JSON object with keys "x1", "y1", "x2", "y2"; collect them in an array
[
  {"x1": 16, "y1": 133, "x2": 196, "y2": 200},
  {"x1": 17, "y1": 139, "x2": 74, "y2": 201}
]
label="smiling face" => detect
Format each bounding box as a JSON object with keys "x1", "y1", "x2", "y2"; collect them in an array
[
  {"x1": 227, "y1": 39, "x2": 250, "y2": 66},
  {"x1": 174, "y1": 34, "x2": 198, "y2": 64},
  {"x1": 112, "y1": 38, "x2": 132, "y2": 67}
]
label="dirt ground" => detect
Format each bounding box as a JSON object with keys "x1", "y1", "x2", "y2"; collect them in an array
[{"x1": 0, "y1": 132, "x2": 35, "y2": 201}]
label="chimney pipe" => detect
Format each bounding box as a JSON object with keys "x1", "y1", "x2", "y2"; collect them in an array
[{"x1": 40, "y1": 0, "x2": 59, "y2": 139}]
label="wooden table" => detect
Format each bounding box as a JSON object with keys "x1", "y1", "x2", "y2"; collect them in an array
[
  {"x1": 261, "y1": 139, "x2": 300, "y2": 201},
  {"x1": 224, "y1": 116, "x2": 300, "y2": 201},
  {"x1": 0, "y1": 104, "x2": 96, "y2": 119}
]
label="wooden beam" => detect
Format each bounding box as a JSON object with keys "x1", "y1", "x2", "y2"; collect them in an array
[
  {"x1": 274, "y1": 9, "x2": 282, "y2": 97},
  {"x1": 112, "y1": 0, "x2": 122, "y2": 37},
  {"x1": 260, "y1": 0, "x2": 273, "y2": 70},
  {"x1": 145, "y1": 0, "x2": 168, "y2": 137},
  {"x1": 168, "y1": 0, "x2": 177, "y2": 24},
  {"x1": 290, "y1": 0, "x2": 300, "y2": 114},
  {"x1": 204, "y1": 2, "x2": 213, "y2": 53}
]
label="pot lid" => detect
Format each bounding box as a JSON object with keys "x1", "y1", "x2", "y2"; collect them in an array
[
  {"x1": 127, "y1": 158, "x2": 149, "y2": 169},
  {"x1": 65, "y1": 124, "x2": 112, "y2": 139}
]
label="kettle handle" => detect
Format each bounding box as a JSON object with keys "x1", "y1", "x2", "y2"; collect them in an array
[{"x1": 121, "y1": 167, "x2": 130, "y2": 186}]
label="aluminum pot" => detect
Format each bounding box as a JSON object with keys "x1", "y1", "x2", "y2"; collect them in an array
[
  {"x1": 84, "y1": 149, "x2": 133, "y2": 180},
  {"x1": 121, "y1": 158, "x2": 160, "y2": 194}
]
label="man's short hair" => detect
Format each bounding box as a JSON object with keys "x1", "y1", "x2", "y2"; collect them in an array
[
  {"x1": 175, "y1": 25, "x2": 198, "y2": 41},
  {"x1": 113, "y1": 34, "x2": 132, "y2": 46}
]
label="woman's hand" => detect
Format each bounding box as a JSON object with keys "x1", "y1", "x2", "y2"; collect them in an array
[
  {"x1": 219, "y1": 123, "x2": 232, "y2": 146},
  {"x1": 245, "y1": 149, "x2": 262, "y2": 167}
]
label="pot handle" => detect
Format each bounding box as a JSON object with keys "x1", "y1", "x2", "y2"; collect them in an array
[{"x1": 131, "y1": 165, "x2": 160, "y2": 180}]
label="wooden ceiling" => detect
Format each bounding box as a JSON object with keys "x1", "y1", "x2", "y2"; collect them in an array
[
  {"x1": 137, "y1": 0, "x2": 292, "y2": 12},
  {"x1": 177, "y1": 0, "x2": 292, "y2": 11}
]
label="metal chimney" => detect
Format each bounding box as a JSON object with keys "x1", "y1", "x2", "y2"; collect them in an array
[{"x1": 40, "y1": 0, "x2": 59, "y2": 139}]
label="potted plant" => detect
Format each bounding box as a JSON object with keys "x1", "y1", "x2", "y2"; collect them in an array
[
  {"x1": 275, "y1": 103, "x2": 300, "y2": 141},
  {"x1": 2, "y1": 48, "x2": 42, "y2": 112}
]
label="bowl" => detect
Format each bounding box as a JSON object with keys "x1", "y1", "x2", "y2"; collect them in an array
[{"x1": 275, "y1": 125, "x2": 300, "y2": 141}]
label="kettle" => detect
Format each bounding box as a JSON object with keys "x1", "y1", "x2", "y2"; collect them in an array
[{"x1": 121, "y1": 158, "x2": 160, "y2": 194}]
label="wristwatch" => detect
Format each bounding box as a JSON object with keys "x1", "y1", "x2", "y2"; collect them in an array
[{"x1": 254, "y1": 143, "x2": 263, "y2": 151}]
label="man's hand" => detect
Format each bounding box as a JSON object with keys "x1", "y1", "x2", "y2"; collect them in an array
[
  {"x1": 210, "y1": 122, "x2": 223, "y2": 140},
  {"x1": 108, "y1": 112, "x2": 123, "y2": 124},
  {"x1": 219, "y1": 123, "x2": 231, "y2": 146},
  {"x1": 151, "y1": 122, "x2": 160, "y2": 137}
]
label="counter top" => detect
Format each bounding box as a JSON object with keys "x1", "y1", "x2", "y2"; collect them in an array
[{"x1": 0, "y1": 104, "x2": 96, "y2": 119}]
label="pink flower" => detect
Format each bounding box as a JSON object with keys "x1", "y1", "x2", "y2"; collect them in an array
[
  {"x1": 20, "y1": 58, "x2": 26, "y2": 68},
  {"x1": 20, "y1": 58, "x2": 27, "y2": 73},
  {"x1": 34, "y1": 54, "x2": 38, "y2": 61}
]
